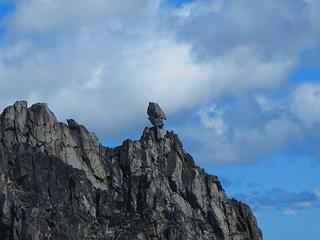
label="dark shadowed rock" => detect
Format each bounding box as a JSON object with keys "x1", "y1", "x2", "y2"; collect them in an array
[
  {"x1": 0, "y1": 101, "x2": 262, "y2": 240},
  {"x1": 147, "y1": 102, "x2": 167, "y2": 128}
]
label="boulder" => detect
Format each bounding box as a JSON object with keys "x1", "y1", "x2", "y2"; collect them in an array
[{"x1": 147, "y1": 102, "x2": 166, "y2": 128}]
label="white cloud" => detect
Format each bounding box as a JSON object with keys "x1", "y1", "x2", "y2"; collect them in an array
[
  {"x1": 255, "y1": 95, "x2": 274, "y2": 113},
  {"x1": 177, "y1": 96, "x2": 303, "y2": 163},
  {"x1": 293, "y1": 201, "x2": 313, "y2": 209},
  {"x1": 235, "y1": 188, "x2": 320, "y2": 214},
  {"x1": 0, "y1": 0, "x2": 320, "y2": 161},
  {"x1": 197, "y1": 104, "x2": 228, "y2": 135},
  {"x1": 0, "y1": 0, "x2": 298, "y2": 139},
  {"x1": 236, "y1": 118, "x2": 299, "y2": 161},
  {"x1": 283, "y1": 209, "x2": 298, "y2": 216},
  {"x1": 174, "y1": 0, "x2": 223, "y2": 18},
  {"x1": 4, "y1": 0, "x2": 149, "y2": 35},
  {"x1": 175, "y1": 78, "x2": 320, "y2": 163},
  {"x1": 292, "y1": 83, "x2": 320, "y2": 128}
]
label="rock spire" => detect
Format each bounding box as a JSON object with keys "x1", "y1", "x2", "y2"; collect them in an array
[{"x1": 0, "y1": 101, "x2": 262, "y2": 240}]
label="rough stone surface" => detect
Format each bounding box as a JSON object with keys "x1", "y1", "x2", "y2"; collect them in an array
[
  {"x1": 147, "y1": 102, "x2": 166, "y2": 128},
  {"x1": 0, "y1": 101, "x2": 262, "y2": 240}
]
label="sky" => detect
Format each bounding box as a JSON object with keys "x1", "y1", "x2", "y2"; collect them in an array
[{"x1": 0, "y1": 0, "x2": 319, "y2": 239}]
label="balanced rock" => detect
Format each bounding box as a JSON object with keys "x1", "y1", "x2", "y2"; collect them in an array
[{"x1": 147, "y1": 102, "x2": 166, "y2": 128}]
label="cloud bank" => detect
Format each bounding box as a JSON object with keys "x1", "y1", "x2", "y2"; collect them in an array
[
  {"x1": 0, "y1": 0, "x2": 320, "y2": 163},
  {"x1": 235, "y1": 188, "x2": 320, "y2": 216},
  {"x1": 177, "y1": 82, "x2": 320, "y2": 163}
]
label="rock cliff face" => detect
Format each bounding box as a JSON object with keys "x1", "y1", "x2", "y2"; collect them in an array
[{"x1": 0, "y1": 101, "x2": 262, "y2": 240}]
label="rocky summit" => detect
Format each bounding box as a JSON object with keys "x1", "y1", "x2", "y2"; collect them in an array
[{"x1": 0, "y1": 101, "x2": 262, "y2": 240}]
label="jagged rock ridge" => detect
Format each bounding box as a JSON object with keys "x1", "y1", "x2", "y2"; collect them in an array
[{"x1": 0, "y1": 101, "x2": 262, "y2": 240}]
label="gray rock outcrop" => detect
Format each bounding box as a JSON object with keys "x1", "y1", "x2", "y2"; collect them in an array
[
  {"x1": 147, "y1": 102, "x2": 166, "y2": 128},
  {"x1": 0, "y1": 101, "x2": 262, "y2": 240}
]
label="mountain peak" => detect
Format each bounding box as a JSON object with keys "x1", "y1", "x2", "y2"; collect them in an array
[{"x1": 0, "y1": 101, "x2": 262, "y2": 240}]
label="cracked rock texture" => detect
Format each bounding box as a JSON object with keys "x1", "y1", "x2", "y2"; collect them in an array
[{"x1": 0, "y1": 101, "x2": 262, "y2": 240}]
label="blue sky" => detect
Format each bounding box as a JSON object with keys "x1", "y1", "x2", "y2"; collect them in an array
[
  {"x1": 0, "y1": 1, "x2": 320, "y2": 239},
  {"x1": 0, "y1": 1, "x2": 13, "y2": 37}
]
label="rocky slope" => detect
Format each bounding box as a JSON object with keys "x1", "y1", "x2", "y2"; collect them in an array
[{"x1": 0, "y1": 101, "x2": 262, "y2": 240}]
